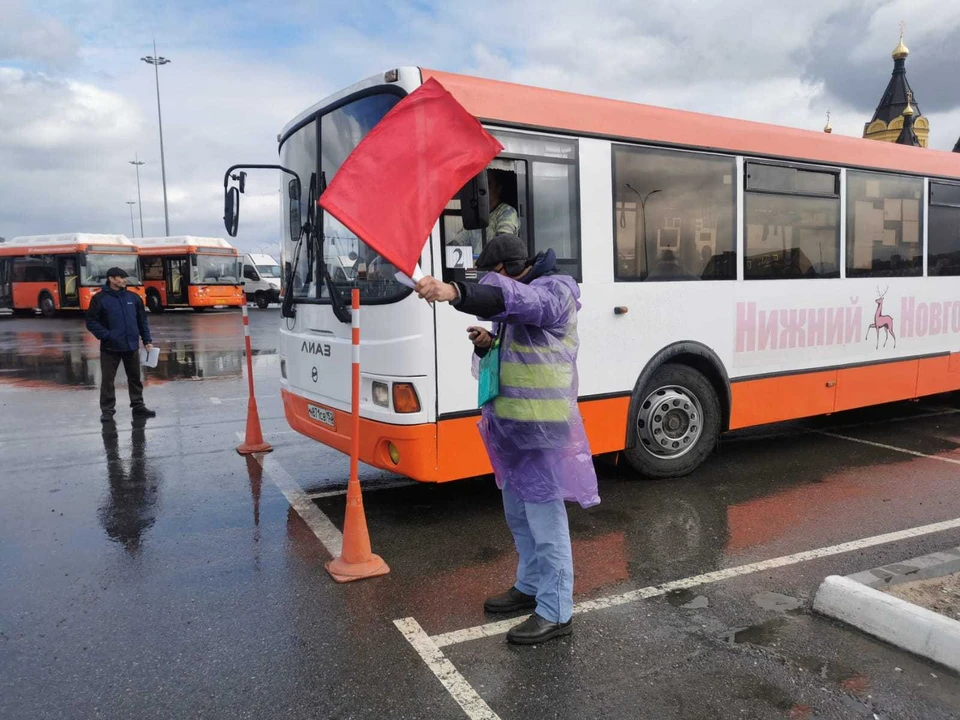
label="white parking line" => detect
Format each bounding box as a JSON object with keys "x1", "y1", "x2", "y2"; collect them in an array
[
  {"x1": 396, "y1": 516, "x2": 960, "y2": 719},
  {"x1": 818, "y1": 430, "x2": 960, "y2": 466},
  {"x1": 822, "y1": 407, "x2": 960, "y2": 432},
  {"x1": 437, "y1": 516, "x2": 960, "y2": 648},
  {"x1": 393, "y1": 618, "x2": 501, "y2": 720},
  {"x1": 235, "y1": 432, "x2": 343, "y2": 557},
  {"x1": 306, "y1": 479, "x2": 415, "y2": 499}
]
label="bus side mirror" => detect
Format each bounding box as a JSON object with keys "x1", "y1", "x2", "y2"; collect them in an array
[
  {"x1": 191, "y1": 254, "x2": 198, "y2": 267},
  {"x1": 456, "y1": 171, "x2": 489, "y2": 231},
  {"x1": 224, "y1": 186, "x2": 240, "y2": 237},
  {"x1": 288, "y1": 178, "x2": 303, "y2": 240}
]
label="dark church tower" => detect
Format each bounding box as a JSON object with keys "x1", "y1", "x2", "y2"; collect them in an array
[{"x1": 863, "y1": 31, "x2": 930, "y2": 147}]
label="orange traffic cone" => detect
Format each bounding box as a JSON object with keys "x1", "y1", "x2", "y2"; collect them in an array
[
  {"x1": 326, "y1": 476, "x2": 390, "y2": 582},
  {"x1": 237, "y1": 395, "x2": 273, "y2": 455},
  {"x1": 236, "y1": 304, "x2": 272, "y2": 456}
]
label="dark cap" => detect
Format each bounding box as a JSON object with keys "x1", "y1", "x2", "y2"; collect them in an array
[
  {"x1": 476, "y1": 234, "x2": 528, "y2": 274},
  {"x1": 106, "y1": 267, "x2": 129, "y2": 278}
]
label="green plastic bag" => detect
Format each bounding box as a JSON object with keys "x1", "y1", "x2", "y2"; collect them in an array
[{"x1": 477, "y1": 338, "x2": 500, "y2": 407}]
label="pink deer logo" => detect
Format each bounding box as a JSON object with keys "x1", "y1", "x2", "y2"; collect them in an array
[{"x1": 866, "y1": 286, "x2": 897, "y2": 349}]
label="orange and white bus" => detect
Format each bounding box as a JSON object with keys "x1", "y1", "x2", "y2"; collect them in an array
[
  {"x1": 134, "y1": 237, "x2": 244, "y2": 313},
  {"x1": 230, "y1": 67, "x2": 960, "y2": 482},
  {"x1": 0, "y1": 234, "x2": 144, "y2": 317}
]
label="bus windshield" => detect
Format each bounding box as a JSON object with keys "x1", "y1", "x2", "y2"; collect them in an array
[
  {"x1": 82, "y1": 253, "x2": 141, "y2": 286},
  {"x1": 282, "y1": 92, "x2": 411, "y2": 304},
  {"x1": 256, "y1": 264, "x2": 281, "y2": 278},
  {"x1": 321, "y1": 93, "x2": 411, "y2": 302},
  {"x1": 192, "y1": 255, "x2": 240, "y2": 285}
]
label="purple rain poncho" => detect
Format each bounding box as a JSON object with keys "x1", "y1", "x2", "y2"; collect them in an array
[{"x1": 471, "y1": 271, "x2": 600, "y2": 509}]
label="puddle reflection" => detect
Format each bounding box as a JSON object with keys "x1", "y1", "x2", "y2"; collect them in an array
[
  {"x1": 98, "y1": 417, "x2": 161, "y2": 553},
  {"x1": 0, "y1": 341, "x2": 276, "y2": 388}
]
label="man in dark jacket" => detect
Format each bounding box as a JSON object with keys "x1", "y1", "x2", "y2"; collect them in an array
[{"x1": 85, "y1": 267, "x2": 156, "y2": 422}]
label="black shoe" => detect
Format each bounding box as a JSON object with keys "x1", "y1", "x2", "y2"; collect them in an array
[
  {"x1": 484, "y1": 587, "x2": 538, "y2": 614},
  {"x1": 506, "y1": 613, "x2": 573, "y2": 645},
  {"x1": 132, "y1": 407, "x2": 157, "y2": 418},
  {"x1": 101, "y1": 412, "x2": 115, "y2": 423}
]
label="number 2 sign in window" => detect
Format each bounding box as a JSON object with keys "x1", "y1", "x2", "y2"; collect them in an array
[{"x1": 445, "y1": 246, "x2": 474, "y2": 269}]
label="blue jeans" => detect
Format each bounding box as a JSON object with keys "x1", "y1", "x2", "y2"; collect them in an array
[{"x1": 502, "y1": 486, "x2": 574, "y2": 624}]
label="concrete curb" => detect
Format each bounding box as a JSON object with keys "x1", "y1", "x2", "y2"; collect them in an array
[
  {"x1": 847, "y1": 546, "x2": 960, "y2": 589},
  {"x1": 813, "y1": 575, "x2": 960, "y2": 673}
]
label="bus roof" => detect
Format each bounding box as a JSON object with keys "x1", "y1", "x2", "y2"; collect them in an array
[
  {"x1": 421, "y1": 68, "x2": 960, "y2": 181},
  {"x1": 0, "y1": 233, "x2": 135, "y2": 257},
  {"x1": 134, "y1": 236, "x2": 238, "y2": 256}
]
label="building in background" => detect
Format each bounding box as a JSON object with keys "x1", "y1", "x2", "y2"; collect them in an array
[{"x1": 862, "y1": 31, "x2": 929, "y2": 148}]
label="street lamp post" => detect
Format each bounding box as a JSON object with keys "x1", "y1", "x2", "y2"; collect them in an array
[
  {"x1": 141, "y1": 41, "x2": 171, "y2": 236},
  {"x1": 126, "y1": 201, "x2": 137, "y2": 237},
  {"x1": 129, "y1": 154, "x2": 145, "y2": 237},
  {"x1": 626, "y1": 185, "x2": 661, "y2": 277}
]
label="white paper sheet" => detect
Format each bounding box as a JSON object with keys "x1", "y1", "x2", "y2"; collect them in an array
[
  {"x1": 140, "y1": 346, "x2": 160, "y2": 368},
  {"x1": 394, "y1": 264, "x2": 424, "y2": 289}
]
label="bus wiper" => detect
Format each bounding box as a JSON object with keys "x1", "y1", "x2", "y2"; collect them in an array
[
  {"x1": 320, "y1": 235, "x2": 351, "y2": 324},
  {"x1": 280, "y1": 231, "x2": 305, "y2": 319},
  {"x1": 316, "y1": 170, "x2": 351, "y2": 325}
]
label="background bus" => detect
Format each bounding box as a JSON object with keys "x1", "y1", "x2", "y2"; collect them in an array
[
  {"x1": 0, "y1": 234, "x2": 143, "y2": 317},
  {"x1": 135, "y1": 237, "x2": 243, "y2": 313},
  {"x1": 254, "y1": 67, "x2": 960, "y2": 483}
]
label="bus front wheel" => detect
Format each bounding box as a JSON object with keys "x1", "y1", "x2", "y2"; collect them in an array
[
  {"x1": 38, "y1": 292, "x2": 57, "y2": 318},
  {"x1": 193, "y1": 306, "x2": 207, "y2": 313},
  {"x1": 623, "y1": 364, "x2": 720, "y2": 479},
  {"x1": 146, "y1": 290, "x2": 164, "y2": 314}
]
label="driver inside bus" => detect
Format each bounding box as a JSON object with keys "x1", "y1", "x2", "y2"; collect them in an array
[{"x1": 448, "y1": 169, "x2": 519, "y2": 256}]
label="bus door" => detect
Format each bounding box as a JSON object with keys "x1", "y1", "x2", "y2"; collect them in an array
[
  {"x1": 58, "y1": 256, "x2": 80, "y2": 308},
  {"x1": 0, "y1": 258, "x2": 11, "y2": 309},
  {"x1": 164, "y1": 257, "x2": 188, "y2": 305}
]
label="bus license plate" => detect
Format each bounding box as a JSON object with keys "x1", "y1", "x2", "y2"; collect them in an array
[{"x1": 308, "y1": 403, "x2": 335, "y2": 428}]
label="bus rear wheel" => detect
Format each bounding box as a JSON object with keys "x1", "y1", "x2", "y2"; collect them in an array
[
  {"x1": 623, "y1": 364, "x2": 720, "y2": 479},
  {"x1": 146, "y1": 290, "x2": 164, "y2": 314},
  {"x1": 38, "y1": 292, "x2": 57, "y2": 318}
]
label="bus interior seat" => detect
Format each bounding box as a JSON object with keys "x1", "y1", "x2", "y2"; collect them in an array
[{"x1": 64, "y1": 276, "x2": 78, "y2": 296}]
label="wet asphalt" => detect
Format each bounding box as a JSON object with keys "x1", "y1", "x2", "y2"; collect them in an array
[{"x1": 1, "y1": 307, "x2": 960, "y2": 719}]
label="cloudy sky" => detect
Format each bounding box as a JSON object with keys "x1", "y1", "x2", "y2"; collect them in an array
[{"x1": 2, "y1": 0, "x2": 959, "y2": 254}]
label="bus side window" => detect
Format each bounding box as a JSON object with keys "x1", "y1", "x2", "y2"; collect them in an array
[
  {"x1": 613, "y1": 145, "x2": 737, "y2": 282},
  {"x1": 142, "y1": 257, "x2": 164, "y2": 281},
  {"x1": 929, "y1": 181, "x2": 960, "y2": 277},
  {"x1": 744, "y1": 162, "x2": 840, "y2": 280}
]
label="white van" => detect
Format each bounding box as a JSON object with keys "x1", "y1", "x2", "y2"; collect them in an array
[{"x1": 241, "y1": 253, "x2": 282, "y2": 308}]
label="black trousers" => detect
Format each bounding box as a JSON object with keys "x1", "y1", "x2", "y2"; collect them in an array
[{"x1": 100, "y1": 350, "x2": 144, "y2": 414}]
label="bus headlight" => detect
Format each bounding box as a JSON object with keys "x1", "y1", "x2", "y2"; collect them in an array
[
  {"x1": 372, "y1": 381, "x2": 389, "y2": 408},
  {"x1": 392, "y1": 383, "x2": 421, "y2": 414},
  {"x1": 387, "y1": 442, "x2": 400, "y2": 465}
]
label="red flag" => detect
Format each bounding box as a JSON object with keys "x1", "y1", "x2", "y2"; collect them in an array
[{"x1": 317, "y1": 77, "x2": 503, "y2": 278}]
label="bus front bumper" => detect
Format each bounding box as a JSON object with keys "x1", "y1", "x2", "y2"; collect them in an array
[{"x1": 280, "y1": 389, "x2": 492, "y2": 483}]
